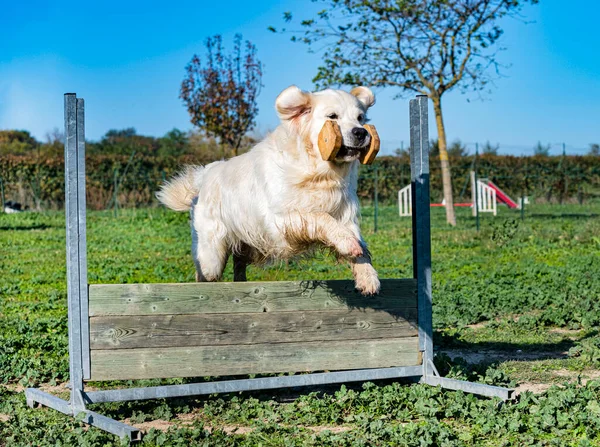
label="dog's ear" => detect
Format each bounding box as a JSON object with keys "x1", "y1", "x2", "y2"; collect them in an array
[
  {"x1": 350, "y1": 86, "x2": 375, "y2": 109},
  {"x1": 276, "y1": 85, "x2": 312, "y2": 121}
]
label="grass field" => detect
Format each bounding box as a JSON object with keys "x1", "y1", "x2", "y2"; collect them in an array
[{"x1": 1, "y1": 203, "x2": 600, "y2": 446}]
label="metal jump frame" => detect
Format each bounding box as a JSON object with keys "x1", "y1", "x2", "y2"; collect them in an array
[{"x1": 25, "y1": 94, "x2": 513, "y2": 441}]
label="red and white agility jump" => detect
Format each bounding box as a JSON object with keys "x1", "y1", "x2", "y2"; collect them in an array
[{"x1": 398, "y1": 171, "x2": 520, "y2": 217}]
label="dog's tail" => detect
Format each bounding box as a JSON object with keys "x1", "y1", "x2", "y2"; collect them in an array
[{"x1": 156, "y1": 166, "x2": 201, "y2": 211}]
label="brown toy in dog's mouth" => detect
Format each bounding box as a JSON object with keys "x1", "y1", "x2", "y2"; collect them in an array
[{"x1": 317, "y1": 120, "x2": 380, "y2": 164}]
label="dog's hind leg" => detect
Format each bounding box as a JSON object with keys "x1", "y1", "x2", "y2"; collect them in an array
[
  {"x1": 233, "y1": 243, "x2": 252, "y2": 281},
  {"x1": 233, "y1": 255, "x2": 247, "y2": 281},
  {"x1": 191, "y1": 205, "x2": 229, "y2": 282},
  {"x1": 192, "y1": 236, "x2": 229, "y2": 282}
]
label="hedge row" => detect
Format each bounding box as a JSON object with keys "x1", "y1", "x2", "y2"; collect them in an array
[
  {"x1": 0, "y1": 154, "x2": 194, "y2": 210},
  {"x1": 1, "y1": 153, "x2": 599, "y2": 210}
]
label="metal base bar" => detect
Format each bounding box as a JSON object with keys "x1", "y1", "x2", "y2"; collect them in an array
[
  {"x1": 421, "y1": 376, "x2": 515, "y2": 401},
  {"x1": 420, "y1": 357, "x2": 514, "y2": 401},
  {"x1": 24, "y1": 368, "x2": 513, "y2": 442},
  {"x1": 25, "y1": 388, "x2": 141, "y2": 441},
  {"x1": 85, "y1": 366, "x2": 424, "y2": 404},
  {"x1": 25, "y1": 388, "x2": 72, "y2": 412}
]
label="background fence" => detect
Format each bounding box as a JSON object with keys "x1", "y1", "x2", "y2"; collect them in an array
[{"x1": 1, "y1": 152, "x2": 599, "y2": 212}]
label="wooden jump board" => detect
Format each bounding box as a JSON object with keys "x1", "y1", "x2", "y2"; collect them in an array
[{"x1": 88, "y1": 279, "x2": 419, "y2": 381}]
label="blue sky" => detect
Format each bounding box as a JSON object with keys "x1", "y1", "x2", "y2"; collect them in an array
[{"x1": 1, "y1": 0, "x2": 598, "y2": 156}]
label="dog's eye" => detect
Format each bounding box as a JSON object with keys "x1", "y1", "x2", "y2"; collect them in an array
[
  {"x1": 357, "y1": 114, "x2": 365, "y2": 123},
  {"x1": 327, "y1": 113, "x2": 338, "y2": 120}
]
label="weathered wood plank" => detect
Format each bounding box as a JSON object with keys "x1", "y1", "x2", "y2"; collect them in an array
[
  {"x1": 89, "y1": 337, "x2": 420, "y2": 380},
  {"x1": 89, "y1": 308, "x2": 418, "y2": 349},
  {"x1": 88, "y1": 279, "x2": 417, "y2": 316}
]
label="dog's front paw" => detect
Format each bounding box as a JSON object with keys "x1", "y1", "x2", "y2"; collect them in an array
[
  {"x1": 336, "y1": 236, "x2": 363, "y2": 258},
  {"x1": 355, "y1": 275, "x2": 381, "y2": 296},
  {"x1": 353, "y1": 262, "x2": 380, "y2": 296}
]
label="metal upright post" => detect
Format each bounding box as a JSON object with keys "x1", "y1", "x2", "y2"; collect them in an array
[
  {"x1": 409, "y1": 95, "x2": 433, "y2": 369},
  {"x1": 25, "y1": 94, "x2": 140, "y2": 441},
  {"x1": 408, "y1": 96, "x2": 513, "y2": 400},
  {"x1": 64, "y1": 94, "x2": 86, "y2": 410}
]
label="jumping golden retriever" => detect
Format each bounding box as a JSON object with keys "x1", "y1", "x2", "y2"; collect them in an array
[{"x1": 157, "y1": 85, "x2": 380, "y2": 295}]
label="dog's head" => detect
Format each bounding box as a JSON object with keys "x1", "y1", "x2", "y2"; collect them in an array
[{"x1": 275, "y1": 86, "x2": 375, "y2": 163}]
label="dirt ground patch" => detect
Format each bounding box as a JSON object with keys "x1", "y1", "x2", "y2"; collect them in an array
[
  {"x1": 553, "y1": 369, "x2": 600, "y2": 381},
  {"x1": 2, "y1": 382, "x2": 71, "y2": 395},
  {"x1": 548, "y1": 328, "x2": 583, "y2": 338},
  {"x1": 514, "y1": 370, "x2": 600, "y2": 395},
  {"x1": 514, "y1": 383, "x2": 553, "y2": 395}
]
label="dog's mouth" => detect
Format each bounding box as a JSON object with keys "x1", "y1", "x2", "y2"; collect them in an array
[{"x1": 335, "y1": 144, "x2": 367, "y2": 162}]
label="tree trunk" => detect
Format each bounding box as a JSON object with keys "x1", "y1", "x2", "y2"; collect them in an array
[{"x1": 431, "y1": 95, "x2": 457, "y2": 226}]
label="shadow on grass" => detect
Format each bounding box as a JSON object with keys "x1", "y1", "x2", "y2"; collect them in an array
[{"x1": 433, "y1": 330, "x2": 600, "y2": 363}]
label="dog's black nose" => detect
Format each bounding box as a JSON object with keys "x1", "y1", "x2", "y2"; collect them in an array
[{"x1": 352, "y1": 127, "x2": 368, "y2": 142}]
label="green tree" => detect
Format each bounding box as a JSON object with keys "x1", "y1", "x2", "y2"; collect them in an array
[
  {"x1": 0, "y1": 130, "x2": 39, "y2": 155},
  {"x1": 157, "y1": 129, "x2": 189, "y2": 157},
  {"x1": 92, "y1": 128, "x2": 158, "y2": 155},
  {"x1": 180, "y1": 34, "x2": 263, "y2": 157},
  {"x1": 275, "y1": 0, "x2": 538, "y2": 225}
]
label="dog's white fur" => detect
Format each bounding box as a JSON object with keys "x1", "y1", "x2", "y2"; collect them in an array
[{"x1": 157, "y1": 86, "x2": 380, "y2": 295}]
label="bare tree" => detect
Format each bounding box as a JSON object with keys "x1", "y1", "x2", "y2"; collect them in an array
[
  {"x1": 273, "y1": 0, "x2": 538, "y2": 225},
  {"x1": 45, "y1": 127, "x2": 64, "y2": 145},
  {"x1": 589, "y1": 143, "x2": 600, "y2": 156},
  {"x1": 482, "y1": 141, "x2": 499, "y2": 155},
  {"x1": 533, "y1": 141, "x2": 550, "y2": 156},
  {"x1": 43, "y1": 127, "x2": 65, "y2": 157},
  {"x1": 448, "y1": 139, "x2": 469, "y2": 157},
  {"x1": 181, "y1": 34, "x2": 263, "y2": 157}
]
